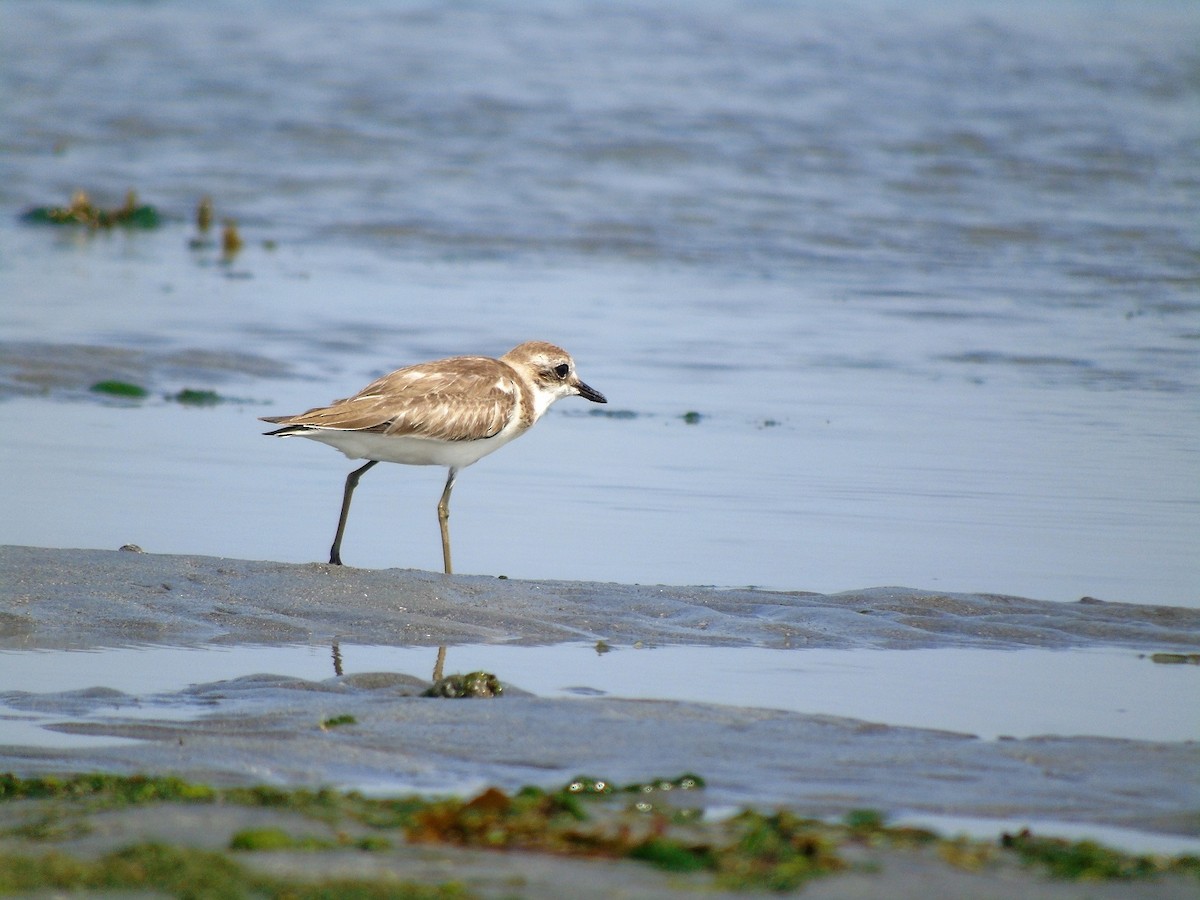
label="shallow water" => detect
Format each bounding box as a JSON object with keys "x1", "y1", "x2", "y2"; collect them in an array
[
  {"x1": 2, "y1": 641, "x2": 1195, "y2": 745},
  {"x1": 2, "y1": 1, "x2": 1198, "y2": 605}
]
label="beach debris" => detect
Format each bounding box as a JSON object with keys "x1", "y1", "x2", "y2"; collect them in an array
[
  {"x1": 1149, "y1": 652, "x2": 1200, "y2": 665},
  {"x1": 221, "y1": 219, "x2": 244, "y2": 257},
  {"x1": 423, "y1": 671, "x2": 503, "y2": 698},
  {"x1": 196, "y1": 196, "x2": 214, "y2": 232}
]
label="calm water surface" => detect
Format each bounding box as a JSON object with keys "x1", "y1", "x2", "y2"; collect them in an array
[
  {"x1": 3, "y1": 642, "x2": 1195, "y2": 743},
  {"x1": 1, "y1": 0, "x2": 1198, "y2": 604}
]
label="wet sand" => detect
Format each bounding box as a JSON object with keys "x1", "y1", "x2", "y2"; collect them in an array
[
  {"x1": 6, "y1": 545, "x2": 1198, "y2": 653},
  {"x1": 2, "y1": 544, "x2": 1198, "y2": 896}
]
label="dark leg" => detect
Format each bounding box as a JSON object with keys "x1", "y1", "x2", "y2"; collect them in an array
[
  {"x1": 437, "y1": 467, "x2": 458, "y2": 575},
  {"x1": 330, "y1": 460, "x2": 378, "y2": 565}
]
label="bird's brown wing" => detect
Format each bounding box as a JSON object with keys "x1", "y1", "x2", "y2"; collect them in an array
[{"x1": 262, "y1": 356, "x2": 517, "y2": 441}]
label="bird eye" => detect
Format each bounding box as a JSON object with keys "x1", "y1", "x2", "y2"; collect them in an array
[{"x1": 553, "y1": 363, "x2": 570, "y2": 379}]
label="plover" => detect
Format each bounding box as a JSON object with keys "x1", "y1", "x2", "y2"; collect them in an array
[{"x1": 261, "y1": 341, "x2": 606, "y2": 573}]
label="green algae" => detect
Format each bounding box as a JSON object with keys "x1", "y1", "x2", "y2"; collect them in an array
[
  {"x1": 230, "y1": 827, "x2": 330, "y2": 851},
  {"x1": 0, "y1": 843, "x2": 243, "y2": 898},
  {"x1": 0, "y1": 842, "x2": 461, "y2": 899},
  {"x1": 715, "y1": 810, "x2": 847, "y2": 890},
  {"x1": 843, "y1": 808, "x2": 938, "y2": 847},
  {"x1": 229, "y1": 827, "x2": 389, "y2": 853},
  {"x1": 844, "y1": 808, "x2": 888, "y2": 832},
  {"x1": 0, "y1": 773, "x2": 215, "y2": 806},
  {"x1": 1150, "y1": 652, "x2": 1200, "y2": 665},
  {"x1": 21, "y1": 190, "x2": 161, "y2": 229},
  {"x1": 628, "y1": 837, "x2": 712, "y2": 873},
  {"x1": 320, "y1": 714, "x2": 358, "y2": 729},
  {"x1": 172, "y1": 388, "x2": 224, "y2": 406},
  {"x1": 1002, "y1": 828, "x2": 1200, "y2": 881},
  {"x1": 88, "y1": 383, "x2": 248, "y2": 406},
  {"x1": 5, "y1": 812, "x2": 92, "y2": 843},
  {"x1": 1, "y1": 773, "x2": 1197, "y2": 895},
  {"x1": 90, "y1": 379, "x2": 150, "y2": 399}
]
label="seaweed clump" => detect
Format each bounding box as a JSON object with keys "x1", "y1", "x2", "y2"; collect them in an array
[
  {"x1": 90, "y1": 380, "x2": 150, "y2": 399},
  {"x1": 423, "y1": 671, "x2": 503, "y2": 698},
  {"x1": 1002, "y1": 828, "x2": 1200, "y2": 881},
  {"x1": 21, "y1": 190, "x2": 161, "y2": 229},
  {"x1": 406, "y1": 782, "x2": 845, "y2": 890}
]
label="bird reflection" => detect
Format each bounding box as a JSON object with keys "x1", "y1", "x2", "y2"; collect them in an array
[{"x1": 330, "y1": 640, "x2": 447, "y2": 683}]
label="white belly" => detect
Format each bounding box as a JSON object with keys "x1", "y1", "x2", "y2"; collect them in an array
[{"x1": 295, "y1": 428, "x2": 519, "y2": 468}]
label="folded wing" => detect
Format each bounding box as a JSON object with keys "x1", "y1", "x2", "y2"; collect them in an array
[{"x1": 262, "y1": 357, "x2": 517, "y2": 442}]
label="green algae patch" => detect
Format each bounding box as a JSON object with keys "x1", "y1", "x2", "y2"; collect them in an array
[
  {"x1": 0, "y1": 773, "x2": 215, "y2": 806},
  {"x1": 0, "y1": 842, "x2": 460, "y2": 899},
  {"x1": 403, "y1": 783, "x2": 845, "y2": 890},
  {"x1": 1002, "y1": 828, "x2": 1200, "y2": 881},
  {"x1": 406, "y1": 786, "x2": 588, "y2": 851},
  {"x1": 90, "y1": 379, "x2": 149, "y2": 399},
  {"x1": 229, "y1": 826, "x2": 388, "y2": 853},
  {"x1": 843, "y1": 808, "x2": 938, "y2": 848},
  {"x1": 320, "y1": 714, "x2": 358, "y2": 730},
  {"x1": 0, "y1": 843, "x2": 242, "y2": 897},
  {"x1": 715, "y1": 810, "x2": 847, "y2": 890},
  {"x1": 1150, "y1": 652, "x2": 1200, "y2": 665},
  {"x1": 938, "y1": 834, "x2": 1001, "y2": 871},
  {"x1": 168, "y1": 388, "x2": 266, "y2": 407},
  {"x1": 230, "y1": 826, "x2": 320, "y2": 851},
  {"x1": 171, "y1": 388, "x2": 223, "y2": 406},
  {"x1": 628, "y1": 837, "x2": 711, "y2": 873},
  {"x1": 21, "y1": 190, "x2": 161, "y2": 229}
]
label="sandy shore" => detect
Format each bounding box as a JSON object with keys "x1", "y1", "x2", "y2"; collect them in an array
[
  {"x1": 5, "y1": 545, "x2": 1198, "y2": 652},
  {"x1": 2, "y1": 544, "x2": 1198, "y2": 897}
]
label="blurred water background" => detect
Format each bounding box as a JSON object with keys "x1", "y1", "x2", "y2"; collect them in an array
[{"x1": 2, "y1": 0, "x2": 1198, "y2": 605}]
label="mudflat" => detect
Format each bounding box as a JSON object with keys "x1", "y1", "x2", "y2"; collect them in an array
[{"x1": 1, "y1": 545, "x2": 1197, "y2": 897}]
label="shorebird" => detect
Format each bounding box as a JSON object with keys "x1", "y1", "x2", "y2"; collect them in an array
[{"x1": 261, "y1": 341, "x2": 606, "y2": 573}]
